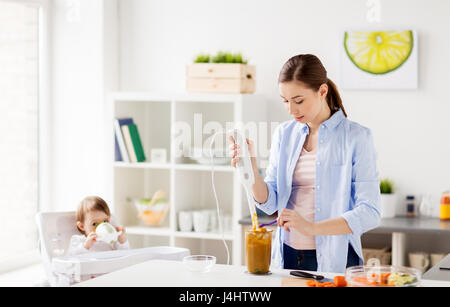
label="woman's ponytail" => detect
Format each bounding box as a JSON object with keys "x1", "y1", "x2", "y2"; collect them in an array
[{"x1": 326, "y1": 78, "x2": 347, "y2": 117}]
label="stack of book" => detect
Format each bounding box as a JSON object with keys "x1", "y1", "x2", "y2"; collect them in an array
[{"x1": 114, "y1": 118, "x2": 146, "y2": 163}]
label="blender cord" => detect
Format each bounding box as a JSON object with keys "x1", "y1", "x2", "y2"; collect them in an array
[{"x1": 209, "y1": 131, "x2": 232, "y2": 266}]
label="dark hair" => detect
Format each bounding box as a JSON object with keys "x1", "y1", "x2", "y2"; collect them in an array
[
  {"x1": 76, "y1": 196, "x2": 111, "y2": 234},
  {"x1": 278, "y1": 54, "x2": 347, "y2": 117}
]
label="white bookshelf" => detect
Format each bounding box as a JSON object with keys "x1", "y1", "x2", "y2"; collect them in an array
[{"x1": 107, "y1": 92, "x2": 267, "y2": 265}]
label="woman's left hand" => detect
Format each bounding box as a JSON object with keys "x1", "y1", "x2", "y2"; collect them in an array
[{"x1": 278, "y1": 209, "x2": 315, "y2": 236}]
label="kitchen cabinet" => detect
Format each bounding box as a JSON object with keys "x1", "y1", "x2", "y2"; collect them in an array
[{"x1": 367, "y1": 216, "x2": 450, "y2": 266}]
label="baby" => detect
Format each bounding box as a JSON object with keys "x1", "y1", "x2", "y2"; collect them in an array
[{"x1": 68, "y1": 196, "x2": 129, "y2": 255}]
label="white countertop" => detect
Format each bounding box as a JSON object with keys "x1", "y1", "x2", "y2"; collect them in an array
[{"x1": 75, "y1": 259, "x2": 450, "y2": 287}]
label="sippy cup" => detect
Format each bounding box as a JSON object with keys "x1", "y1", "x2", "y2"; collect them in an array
[{"x1": 95, "y1": 222, "x2": 122, "y2": 244}]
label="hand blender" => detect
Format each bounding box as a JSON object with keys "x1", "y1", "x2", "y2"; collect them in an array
[{"x1": 233, "y1": 129, "x2": 260, "y2": 230}]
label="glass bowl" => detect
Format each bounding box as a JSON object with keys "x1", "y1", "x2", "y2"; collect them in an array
[
  {"x1": 183, "y1": 255, "x2": 216, "y2": 273},
  {"x1": 346, "y1": 265, "x2": 422, "y2": 287}
]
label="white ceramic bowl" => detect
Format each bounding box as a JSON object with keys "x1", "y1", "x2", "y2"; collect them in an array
[
  {"x1": 192, "y1": 156, "x2": 230, "y2": 165},
  {"x1": 183, "y1": 255, "x2": 216, "y2": 273},
  {"x1": 189, "y1": 147, "x2": 229, "y2": 166}
]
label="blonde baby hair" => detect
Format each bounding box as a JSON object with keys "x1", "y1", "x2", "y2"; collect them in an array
[{"x1": 76, "y1": 196, "x2": 111, "y2": 235}]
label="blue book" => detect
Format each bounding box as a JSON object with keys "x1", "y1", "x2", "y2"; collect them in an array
[
  {"x1": 114, "y1": 118, "x2": 135, "y2": 162},
  {"x1": 114, "y1": 133, "x2": 123, "y2": 161}
]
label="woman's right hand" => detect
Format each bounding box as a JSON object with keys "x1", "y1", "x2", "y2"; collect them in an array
[
  {"x1": 229, "y1": 135, "x2": 269, "y2": 204},
  {"x1": 228, "y1": 136, "x2": 256, "y2": 168}
]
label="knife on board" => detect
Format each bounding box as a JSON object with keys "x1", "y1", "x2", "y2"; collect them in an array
[{"x1": 290, "y1": 270, "x2": 334, "y2": 283}]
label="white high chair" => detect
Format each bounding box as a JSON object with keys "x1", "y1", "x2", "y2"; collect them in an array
[{"x1": 36, "y1": 212, "x2": 190, "y2": 286}]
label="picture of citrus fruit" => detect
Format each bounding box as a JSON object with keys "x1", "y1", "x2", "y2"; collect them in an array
[{"x1": 344, "y1": 30, "x2": 414, "y2": 75}]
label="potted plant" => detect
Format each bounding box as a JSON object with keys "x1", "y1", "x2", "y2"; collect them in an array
[
  {"x1": 380, "y1": 178, "x2": 397, "y2": 218},
  {"x1": 186, "y1": 51, "x2": 255, "y2": 94}
]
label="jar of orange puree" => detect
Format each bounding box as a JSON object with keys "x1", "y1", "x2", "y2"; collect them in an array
[{"x1": 245, "y1": 227, "x2": 273, "y2": 274}]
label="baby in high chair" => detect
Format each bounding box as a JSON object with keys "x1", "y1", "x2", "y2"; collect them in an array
[{"x1": 68, "y1": 196, "x2": 130, "y2": 255}]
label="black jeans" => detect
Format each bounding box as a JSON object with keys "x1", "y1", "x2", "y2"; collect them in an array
[{"x1": 283, "y1": 243, "x2": 360, "y2": 271}]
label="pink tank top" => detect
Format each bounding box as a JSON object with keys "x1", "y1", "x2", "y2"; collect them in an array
[{"x1": 284, "y1": 147, "x2": 317, "y2": 250}]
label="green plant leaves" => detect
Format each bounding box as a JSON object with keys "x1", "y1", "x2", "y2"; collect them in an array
[
  {"x1": 380, "y1": 179, "x2": 394, "y2": 194},
  {"x1": 194, "y1": 51, "x2": 248, "y2": 64},
  {"x1": 194, "y1": 53, "x2": 210, "y2": 63}
]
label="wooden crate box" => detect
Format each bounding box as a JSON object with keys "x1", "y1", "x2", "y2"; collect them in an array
[{"x1": 186, "y1": 63, "x2": 256, "y2": 94}]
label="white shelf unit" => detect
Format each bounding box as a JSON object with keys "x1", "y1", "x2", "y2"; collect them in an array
[{"x1": 107, "y1": 92, "x2": 267, "y2": 265}]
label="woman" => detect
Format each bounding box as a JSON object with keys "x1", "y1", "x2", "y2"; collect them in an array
[{"x1": 230, "y1": 54, "x2": 380, "y2": 274}]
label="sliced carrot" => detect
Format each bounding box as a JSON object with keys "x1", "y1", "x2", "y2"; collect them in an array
[
  {"x1": 324, "y1": 284, "x2": 337, "y2": 287},
  {"x1": 333, "y1": 275, "x2": 347, "y2": 287},
  {"x1": 315, "y1": 281, "x2": 326, "y2": 287},
  {"x1": 380, "y1": 273, "x2": 390, "y2": 285},
  {"x1": 353, "y1": 276, "x2": 372, "y2": 285},
  {"x1": 306, "y1": 280, "x2": 317, "y2": 287}
]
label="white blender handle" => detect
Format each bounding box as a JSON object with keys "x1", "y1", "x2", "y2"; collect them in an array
[
  {"x1": 233, "y1": 130, "x2": 255, "y2": 189},
  {"x1": 233, "y1": 129, "x2": 259, "y2": 229}
]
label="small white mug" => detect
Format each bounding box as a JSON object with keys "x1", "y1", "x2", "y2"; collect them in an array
[
  {"x1": 431, "y1": 253, "x2": 445, "y2": 267},
  {"x1": 193, "y1": 211, "x2": 209, "y2": 233},
  {"x1": 408, "y1": 252, "x2": 430, "y2": 272},
  {"x1": 220, "y1": 214, "x2": 232, "y2": 233},
  {"x1": 178, "y1": 211, "x2": 193, "y2": 232},
  {"x1": 208, "y1": 210, "x2": 218, "y2": 232}
]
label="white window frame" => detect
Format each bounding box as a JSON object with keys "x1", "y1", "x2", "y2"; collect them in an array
[{"x1": 0, "y1": 0, "x2": 51, "y2": 274}]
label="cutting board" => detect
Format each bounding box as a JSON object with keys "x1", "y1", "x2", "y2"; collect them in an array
[
  {"x1": 281, "y1": 277, "x2": 311, "y2": 287},
  {"x1": 282, "y1": 277, "x2": 348, "y2": 287}
]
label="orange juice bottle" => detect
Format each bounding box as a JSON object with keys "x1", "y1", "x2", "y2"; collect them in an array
[{"x1": 440, "y1": 192, "x2": 450, "y2": 221}]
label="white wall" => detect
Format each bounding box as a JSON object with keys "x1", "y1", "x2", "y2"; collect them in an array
[
  {"x1": 48, "y1": 0, "x2": 450, "y2": 215},
  {"x1": 50, "y1": 0, "x2": 117, "y2": 211},
  {"x1": 118, "y1": 0, "x2": 450, "y2": 216}
]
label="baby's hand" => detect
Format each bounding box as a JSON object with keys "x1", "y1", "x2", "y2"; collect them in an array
[
  {"x1": 84, "y1": 232, "x2": 98, "y2": 250},
  {"x1": 116, "y1": 226, "x2": 127, "y2": 244}
]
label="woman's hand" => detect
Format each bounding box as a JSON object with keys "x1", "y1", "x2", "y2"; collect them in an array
[
  {"x1": 278, "y1": 209, "x2": 315, "y2": 236},
  {"x1": 84, "y1": 232, "x2": 98, "y2": 250},
  {"x1": 116, "y1": 226, "x2": 127, "y2": 244},
  {"x1": 229, "y1": 135, "x2": 269, "y2": 204},
  {"x1": 228, "y1": 136, "x2": 256, "y2": 168}
]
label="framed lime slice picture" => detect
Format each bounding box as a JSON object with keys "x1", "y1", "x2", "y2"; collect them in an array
[
  {"x1": 341, "y1": 29, "x2": 418, "y2": 89},
  {"x1": 344, "y1": 30, "x2": 414, "y2": 75}
]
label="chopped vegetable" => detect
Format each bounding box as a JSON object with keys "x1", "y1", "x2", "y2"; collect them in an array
[
  {"x1": 387, "y1": 273, "x2": 417, "y2": 287},
  {"x1": 349, "y1": 272, "x2": 417, "y2": 287},
  {"x1": 315, "y1": 281, "x2": 326, "y2": 287},
  {"x1": 305, "y1": 279, "x2": 345, "y2": 287},
  {"x1": 334, "y1": 276, "x2": 347, "y2": 287},
  {"x1": 380, "y1": 273, "x2": 391, "y2": 285}
]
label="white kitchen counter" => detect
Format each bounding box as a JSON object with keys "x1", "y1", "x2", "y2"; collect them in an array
[{"x1": 75, "y1": 259, "x2": 450, "y2": 287}]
